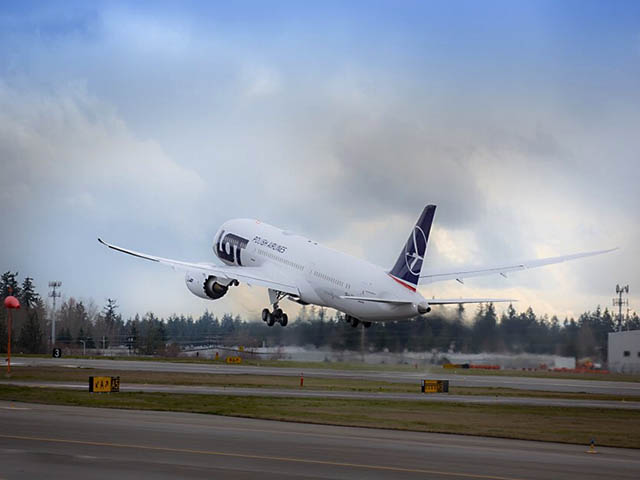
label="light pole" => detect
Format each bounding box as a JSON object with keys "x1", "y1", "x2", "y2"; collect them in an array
[
  {"x1": 80, "y1": 339, "x2": 86, "y2": 356},
  {"x1": 4, "y1": 287, "x2": 20, "y2": 375},
  {"x1": 48, "y1": 281, "x2": 62, "y2": 348},
  {"x1": 613, "y1": 284, "x2": 629, "y2": 332}
]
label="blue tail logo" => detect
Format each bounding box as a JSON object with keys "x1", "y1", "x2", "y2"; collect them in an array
[
  {"x1": 405, "y1": 226, "x2": 427, "y2": 275},
  {"x1": 390, "y1": 205, "x2": 436, "y2": 288}
]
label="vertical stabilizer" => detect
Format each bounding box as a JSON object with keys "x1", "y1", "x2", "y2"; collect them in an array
[{"x1": 389, "y1": 205, "x2": 436, "y2": 289}]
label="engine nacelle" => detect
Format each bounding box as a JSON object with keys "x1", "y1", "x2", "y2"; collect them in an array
[
  {"x1": 417, "y1": 302, "x2": 431, "y2": 315},
  {"x1": 185, "y1": 271, "x2": 231, "y2": 300}
]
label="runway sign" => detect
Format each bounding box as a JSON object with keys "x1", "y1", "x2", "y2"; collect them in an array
[
  {"x1": 52, "y1": 348, "x2": 61, "y2": 358},
  {"x1": 443, "y1": 363, "x2": 469, "y2": 369},
  {"x1": 421, "y1": 379, "x2": 449, "y2": 393},
  {"x1": 89, "y1": 376, "x2": 120, "y2": 393},
  {"x1": 226, "y1": 356, "x2": 242, "y2": 364}
]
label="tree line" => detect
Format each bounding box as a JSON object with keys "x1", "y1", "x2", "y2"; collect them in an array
[{"x1": 2, "y1": 271, "x2": 638, "y2": 361}]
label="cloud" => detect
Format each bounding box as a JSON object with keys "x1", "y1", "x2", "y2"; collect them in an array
[
  {"x1": 0, "y1": 80, "x2": 206, "y2": 229},
  {"x1": 0, "y1": 3, "x2": 637, "y2": 319}
]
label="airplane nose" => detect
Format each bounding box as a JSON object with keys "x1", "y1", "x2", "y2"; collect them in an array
[{"x1": 417, "y1": 302, "x2": 431, "y2": 314}]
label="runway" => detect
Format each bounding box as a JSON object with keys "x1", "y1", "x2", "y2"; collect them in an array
[
  {"x1": 1, "y1": 401, "x2": 638, "y2": 480},
  {"x1": 3, "y1": 380, "x2": 640, "y2": 410},
  {"x1": 16, "y1": 357, "x2": 640, "y2": 396}
]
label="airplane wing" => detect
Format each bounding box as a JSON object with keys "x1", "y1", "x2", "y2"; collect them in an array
[
  {"x1": 98, "y1": 238, "x2": 299, "y2": 296},
  {"x1": 419, "y1": 248, "x2": 617, "y2": 285}
]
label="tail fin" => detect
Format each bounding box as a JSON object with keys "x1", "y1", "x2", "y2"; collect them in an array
[{"x1": 389, "y1": 205, "x2": 436, "y2": 289}]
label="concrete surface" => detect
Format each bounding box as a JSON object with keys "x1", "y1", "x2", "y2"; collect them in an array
[{"x1": 1, "y1": 401, "x2": 638, "y2": 479}]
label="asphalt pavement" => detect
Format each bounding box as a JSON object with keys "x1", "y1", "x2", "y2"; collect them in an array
[{"x1": 1, "y1": 401, "x2": 638, "y2": 480}]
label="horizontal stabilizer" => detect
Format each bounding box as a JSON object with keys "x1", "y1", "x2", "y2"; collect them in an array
[
  {"x1": 428, "y1": 298, "x2": 516, "y2": 305},
  {"x1": 339, "y1": 296, "x2": 412, "y2": 304}
]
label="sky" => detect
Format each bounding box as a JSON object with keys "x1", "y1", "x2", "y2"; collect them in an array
[{"x1": 1, "y1": 0, "x2": 639, "y2": 321}]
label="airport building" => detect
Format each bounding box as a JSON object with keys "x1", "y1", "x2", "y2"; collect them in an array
[{"x1": 608, "y1": 330, "x2": 640, "y2": 373}]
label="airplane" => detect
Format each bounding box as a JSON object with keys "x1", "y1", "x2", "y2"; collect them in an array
[{"x1": 98, "y1": 205, "x2": 615, "y2": 328}]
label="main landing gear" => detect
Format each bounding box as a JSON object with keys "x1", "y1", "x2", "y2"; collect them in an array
[
  {"x1": 345, "y1": 314, "x2": 372, "y2": 329},
  {"x1": 263, "y1": 290, "x2": 289, "y2": 327},
  {"x1": 262, "y1": 307, "x2": 288, "y2": 327}
]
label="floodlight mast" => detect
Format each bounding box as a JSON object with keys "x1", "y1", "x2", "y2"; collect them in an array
[
  {"x1": 613, "y1": 284, "x2": 629, "y2": 332},
  {"x1": 48, "y1": 281, "x2": 62, "y2": 347}
]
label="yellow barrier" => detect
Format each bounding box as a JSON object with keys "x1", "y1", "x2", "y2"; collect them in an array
[
  {"x1": 89, "y1": 376, "x2": 120, "y2": 393},
  {"x1": 225, "y1": 356, "x2": 242, "y2": 364},
  {"x1": 443, "y1": 363, "x2": 469, "y2": 369},
  {"x1": 421, "y1": 379, "x2": 449, "y2": 393}
]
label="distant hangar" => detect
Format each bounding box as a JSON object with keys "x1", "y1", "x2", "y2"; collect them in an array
[{"x1": 608, "y1": 330, "x2": 640, "y2": 373}]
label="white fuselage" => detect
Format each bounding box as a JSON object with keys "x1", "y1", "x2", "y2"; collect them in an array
[{"x1": 214, "y1": 219, "x2": 427, "y2": 321}]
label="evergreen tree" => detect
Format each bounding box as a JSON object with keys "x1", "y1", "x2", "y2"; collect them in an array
[
  {"x1": 57, "y1": 327, "x2": 73, "y2": 345},
  {"x1": 1, "y1": 271, "x2": 21, "y2": 299},
  {"x1": 19, "y1": 277, "x2": 40, "y2": 309},
  {"x1": 103, "y1": 298, "x2": 118, "y2": 327},
  {"x1": 18, "y1": 309, "x2": 44, "y2": 353},
  {"x1": 0, "y1": 311, "x2": 6, "y2": 354},
  {"x1": 128, "y1": 318, "x2": 140, "y2": 353},
  {"x1": 472, "y1": 303, "x2": 498, "y2": 352}
]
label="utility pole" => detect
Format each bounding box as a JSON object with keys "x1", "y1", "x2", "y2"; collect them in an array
[
  {"x1": 48, "y1": 281, "x2": 62, "y2": 347},
  {"x1": 613, "y1": 284, "x2": 629, "y2": 332}
]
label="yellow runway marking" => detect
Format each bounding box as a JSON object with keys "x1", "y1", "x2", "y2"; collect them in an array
[{"x1": 0, "y1": 433, "x2": 527, "y2": 480}]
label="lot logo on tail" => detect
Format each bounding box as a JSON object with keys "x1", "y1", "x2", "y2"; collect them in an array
[
  {"x1": 390, "y1": 205, "x2": 436, "y2": 288},
  {"x1": 405, "y1": 226, "x2": 427, "y2": 275}
]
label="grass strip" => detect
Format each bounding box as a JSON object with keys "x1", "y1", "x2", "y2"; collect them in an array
[
  {"x1": 6, "y1": 366, "x2": 640, "y2": 403},
  {"x1": 13, "y1": 354, "x2": 640, "y2": 382},
  {"x1": 0, "y1": 385, "x2": 638, "y2": 449}
]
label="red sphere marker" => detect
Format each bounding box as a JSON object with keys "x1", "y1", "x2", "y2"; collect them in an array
[
  {"x1": 4, "y1": 295, "x2": 19, "y2": 375},
  {"x1": 4, "y1": 296, "x2": 20, "y2": 309}
]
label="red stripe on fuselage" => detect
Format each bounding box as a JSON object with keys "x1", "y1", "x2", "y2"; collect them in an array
[{"x1": 388, "y1": 274, "x2": 417, "y2": 292}]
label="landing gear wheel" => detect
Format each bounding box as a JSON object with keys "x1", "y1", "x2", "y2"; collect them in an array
[
  {"x1": 267, "y1": 312, "x2": 276, "y2": 327},
  {"x1": 350, "y1": 317, "x2": 360, "y2": 328},
  {"x1": 261, "y1": 308, "x2": 270, "y2": 322},
  {"x1": 280, "y1": 313, "x2": 288, "y2": 327},
  {"x1": 363, "y1": 321, "x2": 372, "y2": 329},
  {"x1": 274, "y1": 308, "x2": 283, "y2": 319}
]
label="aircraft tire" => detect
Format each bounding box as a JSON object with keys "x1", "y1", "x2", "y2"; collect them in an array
[
  {"x1": 350, "y1": 317, "x2": 360, "y2": 328},
  {"x1": 267, "y1": 313, "x2": 276, "y2": 327},
  {"x1": 363, "y1": 321, "x2": 372, "y2": 328},
  {"x1": 261, "y1": 308, "x2": 270, "y2": 322},
  {"x1": 280, "y1": 313, "x2": 288, "y2": 327}
]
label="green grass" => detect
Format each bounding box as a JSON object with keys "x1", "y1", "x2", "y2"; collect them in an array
[
  {"x1": 1, "y1": 385, "x2": 638, "y2": 448},
  {"x1": 6, "y1": 366, "x2": 640, "y2": 403},
  {"x1": 14, "y1": 353, "x2": 640, "y2": 382}
]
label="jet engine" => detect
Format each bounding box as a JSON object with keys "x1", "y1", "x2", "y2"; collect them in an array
[{"x1": 185, "y1": 271, "x2": 233, "y2": 300}]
